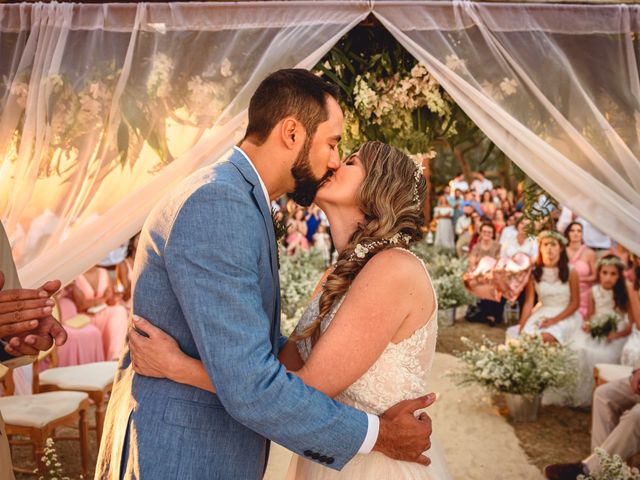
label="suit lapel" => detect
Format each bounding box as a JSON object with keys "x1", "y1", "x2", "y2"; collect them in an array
[{"x1": 229, "y1": 150, "x2": 281, "y2": 354}]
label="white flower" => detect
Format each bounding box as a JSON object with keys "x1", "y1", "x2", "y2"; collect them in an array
[
  {"x1": 481, "y1": 80, "x2": 503, "y2": 101},
  {"x1": 10, "y1": 81, "x2": 29, "y2": 108},
  {"x1": 220, "y1": 58, "x2": 232, "y2": 78},
  {"x1": 499, "y1": 77, "x2": 518, "y2": 96},
  {"x1": 146, "y1": 53, "x2": 174, "y2": 98},
  {"x1": 354, "y1": 244, "x2": 368, "y2": 259},
  {"x1": 445, "y1": 54, "x2": 465, "y2": 72}
]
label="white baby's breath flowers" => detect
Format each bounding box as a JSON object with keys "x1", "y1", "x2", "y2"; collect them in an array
[
  {"x1": 499, "y1": 77, "x2": 518, "y2": 96},
  {"x1": 445, "y1": 54, "x2": 466, "y2": 72},
  {"x1": 220, "y1": 58, "x2": 233, "y2": 78}
]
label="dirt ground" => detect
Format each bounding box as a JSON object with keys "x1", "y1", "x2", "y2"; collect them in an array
[
  {"x1": 13, "y1": 314, "x2": 592, "y2": 479},
  {"x1": 437, "y1": 314, "x2": 592, "y2": 472}
]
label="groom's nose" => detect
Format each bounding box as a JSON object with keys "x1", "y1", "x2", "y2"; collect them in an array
[{"x1": 328, "y1": 156, "x2": 341, "y2": 172}]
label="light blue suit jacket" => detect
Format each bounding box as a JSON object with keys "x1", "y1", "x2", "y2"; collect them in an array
[{"x1": 95, "y1": 149, "x2": 368, "y2": 479}]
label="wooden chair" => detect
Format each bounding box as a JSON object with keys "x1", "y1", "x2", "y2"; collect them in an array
[
  {"x1": 33, "y1": 352, "x2": 117, "y2": 448},
  {"x1": 30, "y1": 303, "x2": 117, "y2": 448},
  {"x1": 0, "y1": 356, "x2": 91, "y2": 477},
  {"x1": 593, "y1": 363, "x2": 633, "y2": 389}
]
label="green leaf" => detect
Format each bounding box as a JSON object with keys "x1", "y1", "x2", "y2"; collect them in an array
[{"x1": 117, "y1": 122, "x2": 129, "y2": 168}]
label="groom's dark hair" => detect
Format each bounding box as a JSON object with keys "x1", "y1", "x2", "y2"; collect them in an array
[{"x1": 243, "y1": 69, "x2": 339, "y2": 145}]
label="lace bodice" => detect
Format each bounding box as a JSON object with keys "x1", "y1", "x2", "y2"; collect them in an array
[
  {"x1": 535, "y1": 267, "x2": 571, "y2": 309},
  {"x1": 294, "y1": 250, "x2": 438, "y2": 415}
]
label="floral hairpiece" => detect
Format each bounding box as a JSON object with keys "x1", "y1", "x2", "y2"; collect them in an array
[
  {"x1": 411, "y1": 157, "x2": 425, "y2": 205},
  {"x1": 348, "y1": 232, "x2": 412, "y2": 262},
  {"x1": 537, "y1": 230, "x2": 568, "y2": 246},
  {"x1": 597, "y1": 256, "x2": 626, "y2": 269}
]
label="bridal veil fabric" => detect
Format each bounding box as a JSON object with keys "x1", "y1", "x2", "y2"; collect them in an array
[{"x1": 1, "y1": 1, "x2": 638, "y2": 287}]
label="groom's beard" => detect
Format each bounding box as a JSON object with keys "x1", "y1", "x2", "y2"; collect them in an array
[{"x1": 290, "y1": 139, "x2": 328, "y2": 207}]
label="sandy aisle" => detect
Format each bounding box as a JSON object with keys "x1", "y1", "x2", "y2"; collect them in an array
[{"x1": 265, "y1": 352, "x2": 543, "y2": 480}]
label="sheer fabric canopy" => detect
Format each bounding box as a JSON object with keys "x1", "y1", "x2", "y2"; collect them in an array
[
  {"x1": 1, "y1": 1, "x2": 639, "y2": 288},
  {"x1": 0, "y1": 1, "x2": 370, "y2": 287},
  {"x1": 375, "y1": 1, "x2": 640, "y2": 253}
]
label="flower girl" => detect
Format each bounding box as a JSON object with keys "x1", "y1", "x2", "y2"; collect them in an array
[
  {"x1": 506, "y1": 231, "x2": 582, "y2": 345},
  {"x1": 571, "y1": 255, "x2": 634, "y2": 406}
]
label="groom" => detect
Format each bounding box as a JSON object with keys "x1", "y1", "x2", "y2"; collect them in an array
[{"x1": 96, "y1": 69, "x2": 434, "y2": 479}]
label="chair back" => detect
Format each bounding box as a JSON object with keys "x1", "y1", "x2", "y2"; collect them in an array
[{"x1": 0, "y1": 365, "x2": 15, "y2": 396}]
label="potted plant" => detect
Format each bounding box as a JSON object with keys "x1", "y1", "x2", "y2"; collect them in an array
[
  {"x1": 433, "y1": 274, "x2": 475, "y2": 327},
  {"x1": 578, "y1": 448, "x2": 640, "y2": 480},
  {"x1": 451, "y1": 334, "x2": 576, "y2": 421}
]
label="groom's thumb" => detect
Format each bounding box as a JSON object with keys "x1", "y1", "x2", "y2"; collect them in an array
[{"x1": 394, "y1": 393, "x2": 437, "y2": 416}]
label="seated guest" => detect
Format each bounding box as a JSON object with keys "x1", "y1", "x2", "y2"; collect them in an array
[
  {"x1": 72, "y1": 265, "x2": 128, "y2": 360},
  {"x1": 466, "y1": 211, "x2": 483, "y2": 253},
  {"x1": 54, "y1": 286, "x2": 104, "y2": 367},
  {"x1": 480, "y1": 191, "x2": 496, "y2": 220},
  {"x1": 455, "y1": 204, "x2": 473, "y2": 257},
  {"x1": 544, "y1": 364, "x2": 640, "y2": 479},
  {"x1": 506, "y1": 231, "x2": 582, "y2": 345},
  {"x1": 466, "y1": 221, "x2": 502, "y2": 326},
  {"x1": 571, "y1": 255, "x2": 636, "y2": 406},
  {"x1": 500, "y1": 216, "x2": 538, "y2": 260},
  {"x1": 493, "y1": 209, "x2": 506, "y2": 237}
]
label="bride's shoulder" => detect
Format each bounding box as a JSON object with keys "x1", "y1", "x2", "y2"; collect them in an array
[{"x1": 361, "y1": 248, "x2": 425, "y2": 281}]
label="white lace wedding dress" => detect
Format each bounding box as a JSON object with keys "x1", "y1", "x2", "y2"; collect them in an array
[{"x1": 285, "y1": 250, "x2": 451, "y2": 479}]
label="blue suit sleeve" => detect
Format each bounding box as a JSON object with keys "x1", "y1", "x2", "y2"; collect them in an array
[{"x1": 164, "y1": 183, "x2": 368, "y2": 470}]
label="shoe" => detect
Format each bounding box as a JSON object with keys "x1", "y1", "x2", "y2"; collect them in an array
[{"x1": 544, "y1": 462, "x2": 587, "y2": 480}]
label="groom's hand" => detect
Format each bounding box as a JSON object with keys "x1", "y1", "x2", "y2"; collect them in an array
[{"x1": 373, "y1": 393, "x2": 436, "y2": 466}]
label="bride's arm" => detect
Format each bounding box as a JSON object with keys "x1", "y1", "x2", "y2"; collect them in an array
[{"x1": 292, "y1": 250, "x2": 433, "y2": 398}]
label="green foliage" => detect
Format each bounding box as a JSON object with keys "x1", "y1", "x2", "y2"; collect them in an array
[
  {"x1": 410, "y1": 241, "x2": 474, "y2": 309},
  {"x1": 279, "y1": 250, "x2": 326, "y2": 335}
]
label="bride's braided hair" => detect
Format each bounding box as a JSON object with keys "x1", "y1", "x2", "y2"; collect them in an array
[{"x1": 291, "y1": 141, "x2": 428, "y2": 345}]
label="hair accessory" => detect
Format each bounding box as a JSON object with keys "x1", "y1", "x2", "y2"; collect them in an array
[
  {"x1": 411, "y1": 157, "x2": 425, "y2": 204},
  {"x1": 348, "y1": 233, "x2": 412, "y2": 262},
  {"x1": 537, "y1": 230, "x2": 568, "y2": 246},
  {"x1": 596, "y1": 256, "x2": 626, "y2": 269}
]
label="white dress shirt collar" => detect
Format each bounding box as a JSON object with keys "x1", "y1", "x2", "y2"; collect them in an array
[{"x1": 234, "y1": 146, "x2": 270, "y2": 207}]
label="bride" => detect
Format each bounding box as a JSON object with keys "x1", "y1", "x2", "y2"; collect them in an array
[{"x1": 128, "y1": 141, "x2": 451, "y2": 479}]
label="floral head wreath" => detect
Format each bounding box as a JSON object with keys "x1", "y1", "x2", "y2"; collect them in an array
[
  {"x1": 537, "y1": 230, "x2": 568, "y2": 246},
  {"x1": 597, "y1": 256, "x2": 626, "y2": 270},
  {"x1": 348, "y1": 232, "x2": 412, "y2": 262}
]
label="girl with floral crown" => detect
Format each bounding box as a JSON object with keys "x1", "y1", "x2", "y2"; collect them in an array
[
  {"x1": 506, "y1": 230, "x2": 582, "y2": 345},
  {"x1": 570, "y1": 254, "x2": 637, "y2": 406}
]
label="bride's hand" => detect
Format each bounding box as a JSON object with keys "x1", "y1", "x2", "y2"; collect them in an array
[{"x1": 129, "y1": 315, "x2": 183, "y2": 380}]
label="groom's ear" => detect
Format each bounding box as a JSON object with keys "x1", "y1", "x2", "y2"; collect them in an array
[{"x1": 280, "y1": 117, "x2": 302, "y2": 150}]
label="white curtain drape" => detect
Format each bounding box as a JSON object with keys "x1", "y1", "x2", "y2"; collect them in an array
[
  {"x1": 374, "y1": 0, "x2": 640, "y2": 254},
  {"x1": 0, "y1": 1, "x2": 370, "y2": 287},
  {"x1": 3, "y1": 1, "x2": 640, "y2": 289}
]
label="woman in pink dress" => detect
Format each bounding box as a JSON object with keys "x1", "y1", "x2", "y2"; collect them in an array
[
  {"x1": 55, "y1": 285, "x2": 105, "y2": 367},
  {"x1": 564, "y1": 221, "x2": 597, "y2": 319},
  {"x1": 72, "y1": 266, "x2": 128, "y2": 360},
  {"x1": 286, "y1": 207, "x2": 310, "y2": 255}
]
